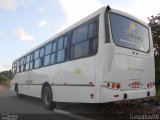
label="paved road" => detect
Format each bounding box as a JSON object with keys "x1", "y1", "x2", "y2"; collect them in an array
[
  {"x1": 0, "y1": 86, "x2": 138, "y2": 120},
  {"x1": 0, "y1": 86, "x2": 95, "y2": 120}
]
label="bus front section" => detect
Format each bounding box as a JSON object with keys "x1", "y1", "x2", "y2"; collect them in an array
[{"x1": 101, "y1": 7, "x2": 155, "y2": 103}]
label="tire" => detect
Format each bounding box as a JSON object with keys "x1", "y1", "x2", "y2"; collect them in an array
[
  {"x1": 15, "y1": 84, "x2": 22, "y2": 98},
  {"x1": 42, "y1": 86, "x2": 56, "y2": 110}
]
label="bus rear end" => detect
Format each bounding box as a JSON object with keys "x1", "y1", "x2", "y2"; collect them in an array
[{"x1": 101, "y1": 7, "x2": 155, "y2": 103}]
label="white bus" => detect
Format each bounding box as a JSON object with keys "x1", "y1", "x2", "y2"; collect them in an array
[{"x1": 11, "y1": 6, "x2": 155, "y2": 110}]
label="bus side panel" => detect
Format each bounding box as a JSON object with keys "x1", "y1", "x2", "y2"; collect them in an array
[
  {"x1": 52, "y1": 86, "x2": 77, "y2": 102},
  {"x1": 52, "y1": 56, "x2": 96, "y2": 103},
  {"x1": 19, "y1": 84, "x2": 42, "y2": 98},
  {"x1": 77, "y1": 86, "x2": 96, "y2": 103}
]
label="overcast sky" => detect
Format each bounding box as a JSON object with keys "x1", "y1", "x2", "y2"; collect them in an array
[{"x1": 0, "y1": 0, "x2": 160, "y2": 72}]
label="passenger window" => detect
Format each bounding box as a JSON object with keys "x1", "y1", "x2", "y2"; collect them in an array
[
  {"x1": 74, "y1": 40, "x2": 89, "y2": 58},
  {"x1": 52, "y1": 42, "x2": 57, "y2": 52},
  {"x1": 21, "y1": 65, "x2": 24, "y2": 72},
  {"x1": 70, "y1": 46, "x2": 74, "y2": 59},
  {"x1": 34, "y1": 58, "x2": 40, "y2": 68},
  {"x1": 57, "y1": 49, "x2": 65, "y2": 62},
  {"x1": 50, "y1": 53, "x2": 55, "y2": 65},
  {"x1": 21, "y1": 58, "x2": 24, "y2": 65},
  {"x1": 45, "y1": 43, "x2": 52, "y2": 55},
  {"x1": 40, "y1": 48, "x2": 44, "y2": 57},
  {"x1": 25, "y1": 63, "x2": 30, "y2": 70},
  {"x1": 93, "y1": 21, "x2": 98, "y2": 37},
  {"x1": 70, "y1": 20, "x2": 98, "y2": 59},
  {"x1": 16, "y1": 60, "x2": 21, "y2": 73},
  {"x1": 23, "y1": 57, "x2": 26, "y2": 64},
  {"x1": 89, "y1": 23, "x2": 94, "y2": 38},
  {"x1": 30, "y1": 62, "x2": 33, "y2": 70},
  {"x1": 58, "y1": 37, "x2": 63, "y2": 50},
  {"x1": 34, "y1": 50, "x2": 40, "y2": 60},
  {"x1": 44, "y1": 55, "x2": 50, "y2": 66},
  {"x1": 92, "y1": 38, "x2": 98, "y2": 54},
  {"x1": 89, "y1": 22, "x2": 98, "y2": 38},
  {"x1": 64, "y1": 36, "x2": 68, "y2": 48},
  {"x1": 57, "y1": 36, "x2": 68, "y2": 63},
  {"x1": 27, "y1": 55, "x2": 30, "y2": 62},
  {"x1": 30, "y1": 53, "x2": 33, "y2": 61},
  {"x1": 72, "y1": 25, "x2": 88, "y2": 44},
  {"x1": 12, "y1": 65, "x2": 17, "y2": 75}
]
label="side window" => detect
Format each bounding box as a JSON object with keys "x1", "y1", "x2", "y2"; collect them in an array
[
  {"x1": 57, "y1": 49, "x2": 65, "y2": 62},
  {"x1": 52, "y1": 42, "x2": 57, "y2": 53},
  {"x1": 34, "y1": 50, "x2": 41, "y2": 68},
  {"x1": 50, "y1": 53, "x2": 56, "y2": 65},
  {"x1": 89, "y1": 21, "x2": 98, "y2": 54},
  {"x1": 50, "y1": 41, "x2": 57, "y2": 65},
  {"x1": 19, "y1": 59, "x2": 22, "y2": 73},
  {"x1": 30, "y1": 54, "x2": 33, "y2": 62},
  {"x1": 30, "y1": 61, "x2": 33, "y2": 70},
  {"x1": 71, "y1": 26, "x2": 88, "y2": 44},
  {"x1": 44, "y1": 43, "x2": 52, "y2": 66},
  {"x1": 70, "y1": 25, "x2": 89, "y2": 59},
  {"x1": 92, "y1": 38, "x2": 98, "y2": 54},
  {"x1": 20, "y1": 58, "x2": 25, "y2": 72},
  {"x1": 12, "y1": 62, "x2": 17, "y2": 75},
  {"x1": 34, "y1": 50, "x2": 39, "y2": 60},
  {"x1": 70, "y1": 20, "x2": 98, "y2": 59},
  {"x1": 74, "y1": 40, "x2": 89, "y2": 58},
  {"x1": 57, "y1": 36, "x2": 68, "y2": 63},
  {"x1": 34, "y1": 58, "x2": 40, "y2": 68},
  {"x1": 58, "y1": 38, "x2": 63, "y2": 50},
  {"x1": 30, "y1": 53, "x2": 34, "y2": 70},
  {"x1": 40, "y1": 48, "x2": 44, "y2": 57},
  {"x1": 16, "y1": 61, "x2": 19, "y2": 73},
  {"x1": 64, "y1": 36, "x2": 68, "y2": 48},
  {"x1": 45, "y1": 43, "x2": 52, "y2": 55},
  {"x1": 25, "y1": 54, "x2": 30, "y2": 71},
  {"x1": 44, "y1": 55, "x2": 50, "y2": 66},
  {"x1": 40, "y1": 48, "x2": 44, "y2": 67}
]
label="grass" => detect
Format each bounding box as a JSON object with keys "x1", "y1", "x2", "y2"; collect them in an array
[{"x1": 1, "y1": 80, "x2": 11, "y2": 87}]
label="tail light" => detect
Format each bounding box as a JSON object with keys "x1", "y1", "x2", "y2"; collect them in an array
[
  {"x1": 117, "y1": 83, "x2": 121, "y2": 89},
  {"x1": 112, "y1": 82, "x2": 116, "y2": 88},
  {"x1": 103, "y1": 82, "x2": 121, "y2": 90},
  {"x1": 147, "y1": 82, "x2": 154, "y2": 88}
]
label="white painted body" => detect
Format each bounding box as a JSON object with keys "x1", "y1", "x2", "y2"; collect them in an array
[{"x1": 11, "y1": 7, "x2": 155, "y2": 103}]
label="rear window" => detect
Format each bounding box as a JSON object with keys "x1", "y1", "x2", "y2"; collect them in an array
[{"x1": 110, "y1": 13, "x2": 149, "y2": 52}]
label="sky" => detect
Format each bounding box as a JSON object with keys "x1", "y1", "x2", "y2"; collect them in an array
[{"x1": 0, "y1": 0, "x2": 160, "y2": 72}]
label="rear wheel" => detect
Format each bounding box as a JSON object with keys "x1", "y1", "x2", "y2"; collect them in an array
[
  {"x1": 42, "y1": 86, "x2": 56, "y2": 110},
  {"x1": 15, "y1": 84, "x2": 22, "y2": 98}
]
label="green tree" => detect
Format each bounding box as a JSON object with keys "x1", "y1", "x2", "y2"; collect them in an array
[
  {"x1": 0, "y1": 70, "x2": 12, "y2": 80},
  {"x1": 148, "y1": 13, "x2": 160, "y2": 84},
  {"x1": 0, "y1": 75, "x2": 8, "y2": 84}
]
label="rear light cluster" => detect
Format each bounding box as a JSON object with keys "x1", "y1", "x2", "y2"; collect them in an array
[
  {"x1": 105, "y1": 82, "x2": 121, "y2": 89},
  {"x1": 147, "y1": 82, "x2": 155, "y2": 88}
]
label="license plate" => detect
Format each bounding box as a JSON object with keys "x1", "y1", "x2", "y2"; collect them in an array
[{"x1": 131, "y1": 82, "x2": 140, "y2": 88}]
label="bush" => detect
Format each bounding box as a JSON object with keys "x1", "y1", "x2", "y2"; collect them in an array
[
  {"x1": 0, "y1": 75, "x2": 8, "y2": 83},
  {"x1": 1, "y1": 80, "x2": 11, "y2": 87},
  {"x1": 0, "y1": 74, "x2": 11, "y2": 87}
]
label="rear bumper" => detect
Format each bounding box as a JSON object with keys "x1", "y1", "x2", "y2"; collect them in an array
[{"x1": 100, "y1": 86, "x2": 156, "y2": 103}]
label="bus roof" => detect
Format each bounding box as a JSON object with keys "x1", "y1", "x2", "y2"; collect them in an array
[{"x1": 13, "y1": 6, "x2": 149, "y2": 63}]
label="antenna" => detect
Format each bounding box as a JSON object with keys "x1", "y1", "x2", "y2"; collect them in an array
[{"x1": 107, "y1": 5, "x2": 111, "y2": 11}]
